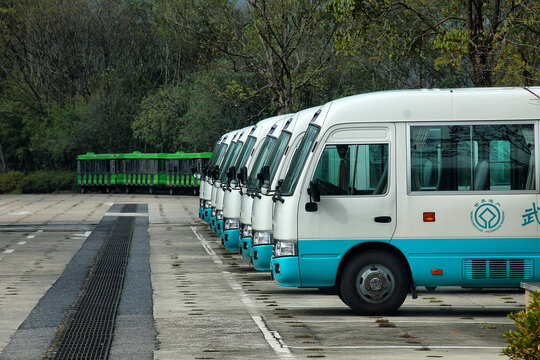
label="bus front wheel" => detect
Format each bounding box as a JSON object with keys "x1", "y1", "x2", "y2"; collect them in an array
[{"x1": 340, "y1": 250, "x2": 409, "y2": 315}]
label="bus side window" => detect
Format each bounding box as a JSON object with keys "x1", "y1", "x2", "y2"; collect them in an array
[{"x1": 410, "y1": 124, "x2": 535, "y2": 192}]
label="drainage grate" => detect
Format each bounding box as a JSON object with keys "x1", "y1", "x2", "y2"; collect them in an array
[{"x1": 48, "y1": 215, "x2": 135, "y2": 359}]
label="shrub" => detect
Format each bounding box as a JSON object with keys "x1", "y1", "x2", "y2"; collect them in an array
[
  {"x1": 20, "y1": 171, "x2": 76, "y2": 193},
  {"x1": 501, "y1": 290, "x2": 540, "y2": 360},
  {"x1": 0, "y1": 171, "x2": 24, "y2": 193}
]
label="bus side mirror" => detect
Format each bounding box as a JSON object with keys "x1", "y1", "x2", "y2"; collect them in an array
[
  {"x1": 306, "y1": 180, "x2": 320, "y2": 212},
  {"x1": 238, "y1": 166, "x2": 248, "y2": 185},
  {"x1": 227, "y1": 166, "x2": 236, "y2": 183},
  {"x1": 257, "y1": 165, "x2": 270, "y2": 188},
  {"x1": 309, "y1": 180, "x2": 321, "y2": 202}
]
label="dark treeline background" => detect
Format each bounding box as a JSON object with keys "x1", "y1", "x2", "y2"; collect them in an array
[{"x1": 0, "y1": 0, "x2": 538, "y2": 173}]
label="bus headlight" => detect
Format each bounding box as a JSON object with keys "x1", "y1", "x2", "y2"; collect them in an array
[
  {"x1": 273, "y1": 239, "x2": 297, "y2": 257},
  {"x1": 216, "y1": 210, "x2": 223, "y2": 221},
  {"x1": 203, "y1": 200, "x2": 212, "y2": 209},
  {"x1": 242, "y1": 224, "x2": 252, "y2": 238},
  {"x1": 253, "y1": 231, "x2": 273, "y2": 246},
  {"x1": 224, "y1": 218, "x2": 240, "y2": 230},
  {"x1": 199, "y1": 199, "x2": 205, "y2": 208},
  {"x1": 211, "y1": 207, "x2": 216, "y2": 217}
]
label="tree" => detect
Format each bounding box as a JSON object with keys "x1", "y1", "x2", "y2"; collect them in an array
[
  {"x1": 332, "y1": 0, "x2": 540, "y2": 88},
  {"x1": 166, "y1": 0, "x2": 342, "y2": 114},
  {"x1": 133, "y1": 64, "x2": 266, "y2": 153}
]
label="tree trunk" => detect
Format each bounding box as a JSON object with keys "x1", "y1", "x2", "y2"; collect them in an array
[
  {"x1": 0, "y1": 138, "x2": 7, "y2": 174},
  {"x1": 469, "y1": 46, "x2": 493, "y2": 87}
]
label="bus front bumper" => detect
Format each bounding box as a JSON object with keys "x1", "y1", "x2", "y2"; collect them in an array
[
  {"x1": 223, "y1": 229, "x2": 240, "y2": 251},
  {"x1": 271, "y1": 256, "x2": 301, "y2": 287},
  {"x1": 252, "y1": 244, "x2": 272, "y2": 271},
  {"x1": 216, "y1": 219, "x2": 224, "y2": 237},
  {"x1": 203, "y1": 208, "x2": 212, "y2": 223},
  {"x1": 241, "y1": 237, "x2": 252, "y2": 260}
]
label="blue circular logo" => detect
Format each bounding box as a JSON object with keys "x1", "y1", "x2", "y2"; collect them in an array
[{"x1": 470, "y1": 200, "x2": 504, "y2": 233}]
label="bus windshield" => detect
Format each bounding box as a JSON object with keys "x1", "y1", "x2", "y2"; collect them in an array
[
  {"x1": 219, "y1": 141, "x2": 244, "y2": 182},
  {"x1": 209, "y1": 143, "x2": 226, "y2": 168},
  {"x1": 263, "y1": 131, "x2": 292, "y2": 187},
  {"x1": 231, "y1": 136, "x2": 257, "y2": 184},
  {"x1": 247, "y1": 136, "x2": 278, "y2": 189},
  {"x1": 280, "y1": 124, "x2": 320, "y2": 196}
]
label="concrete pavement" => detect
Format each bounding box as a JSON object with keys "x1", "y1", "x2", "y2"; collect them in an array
[{"x1": 0, "y1": 194, "x2": 525, "y2": 359}]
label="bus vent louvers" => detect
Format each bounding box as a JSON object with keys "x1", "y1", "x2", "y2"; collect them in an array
[{"x1": 463, "y1": 259, "x2": 534, "y2": 280}]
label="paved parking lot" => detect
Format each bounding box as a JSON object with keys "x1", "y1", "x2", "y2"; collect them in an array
[{"x1": 0, "y1": 194, "x2": 525, "y2": 359}]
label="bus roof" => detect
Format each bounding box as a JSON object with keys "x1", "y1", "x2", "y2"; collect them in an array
[{"x1": 313, "y1": 87, "x2": 540, "y2": 129}]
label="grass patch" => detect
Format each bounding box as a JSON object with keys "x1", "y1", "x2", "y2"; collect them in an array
[
  {"x1": 399, "y1": 332, "x2": 415, "y2": 339},
  {"x1": 375, "y1": 319, "x2": 397, "y2": 328}
]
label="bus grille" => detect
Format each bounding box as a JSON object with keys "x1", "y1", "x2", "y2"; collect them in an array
[{"x1": 463, "y1": 259, "x2": 534, "y2": 280}]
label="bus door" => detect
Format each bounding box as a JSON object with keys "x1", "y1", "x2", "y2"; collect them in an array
[{"x1": 297, "y1": 124, "x2": 396, "y2": 287}]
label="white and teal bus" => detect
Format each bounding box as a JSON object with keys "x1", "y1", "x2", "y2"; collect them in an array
[
  {"x1": 210, "y1": 127, "x2": 249, "y2": 232},
  {"x1": 250, "y1": 107, "x2": 321, "y2": 269},
  {"x1": 219, "y1": 116, "x2": 285, "y2": 248},
  {"x1": 238, "y1": 116, "x2": 292, "y2": 257},
  {"x1": 270, "y1": 87, "x2": 540, "y2": 315},
  {"x1": 200, "y1": 130, "x2": 237, "y2": 221}
]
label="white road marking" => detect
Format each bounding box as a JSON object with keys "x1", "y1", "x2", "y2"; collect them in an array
[
  {"x1": 9, "y1": 211, "x2": 32, "y2": 215},
  {"x1": 289, "y1": 345, "x2": 503, "y2": 350},
  {"x1": 17, "y1": 241, "x2": 27, "y2": 245},
  {"x1": 26, "y1": 230, "x2": 43, "y2": 239},
  {"x1": 296, "y1": 318, "x2": 514, "y2": 325},
  {"x1": 72, "y1": 231, "x2": 92, "y2": 238},
  {"x1": 191, "y1": 226, "x2": 293, "y2": 358},
  {"x1": 190, "y1": 226, "x2": 222, "y2": 265},
  {"x1": 3, "y1": 249, "x2": 14, "y2": 254}
]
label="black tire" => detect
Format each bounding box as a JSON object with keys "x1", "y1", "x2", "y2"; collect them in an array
[
  {"x1": 425, "y1": 286, "x2": 437, "y2": 292},
  {"x1": 340, "y1": 250, "x2": 409, "y2": 315}
]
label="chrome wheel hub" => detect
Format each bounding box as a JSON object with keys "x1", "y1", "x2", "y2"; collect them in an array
[{"x1": 355, "y1": 265, "x2": 395, "y2": 304}]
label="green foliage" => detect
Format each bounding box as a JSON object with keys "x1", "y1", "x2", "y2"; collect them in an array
[
  {"x1": 19, "y1": 171, "x2": 77, "y2": 194},
  {"x1": 0, "y1": 171, "x2": 24, "y2": 193},
  {"x1": 501, "y1": 291, "x2": 540, "y2": 360},
  {"x1": 0, "y1": 0, "x2": 538, "y2": 174}
]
